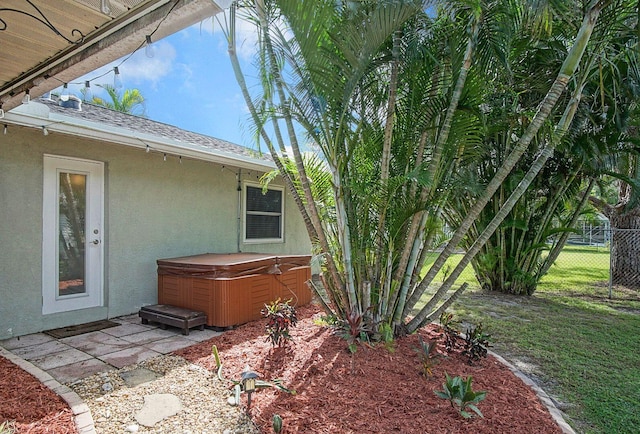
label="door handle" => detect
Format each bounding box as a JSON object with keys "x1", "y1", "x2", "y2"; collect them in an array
[{"x1": 92, "y1": 239, "x2": 100, "y2": 245}]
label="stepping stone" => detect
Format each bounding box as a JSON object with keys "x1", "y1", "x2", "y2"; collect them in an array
[
  {"x1": 135, "y1": 393, "x2": 182, "y2": 427},
  {"x1": 119, "y1": 368, "x2": 161, "y2": 387}
]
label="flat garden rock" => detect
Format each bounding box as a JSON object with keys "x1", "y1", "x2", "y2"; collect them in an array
[
  {"x1": 119, "y1": 367, "x2": 160, "y2": 387},
  {"x1": 135, "y1": 393, "x2": 182, "y2": 427}
]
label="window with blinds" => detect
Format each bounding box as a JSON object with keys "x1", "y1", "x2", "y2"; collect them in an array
[{"x1": 245, "y1": 184, "x2": 284, "y2": 242}]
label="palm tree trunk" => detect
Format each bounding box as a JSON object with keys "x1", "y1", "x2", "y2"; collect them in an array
[
  {"x1": 256, "y1": 0, "x2": 350, "y2": 311},
  {"x1": 403, "y1": 0, "x2": 610, "y2": 322},
  {"x1": 227, "y1": 26, "x2": 307, "y2": 233},
  {"x1": 391, "y1": 17, "x2": 480, "y2": 325},
  {"x1": 380, "y1": 30, "x2": 401, "y2": 184},
  {"x1": 228, "y1": 2, "x2": 348, "y2": 314},
  {"x1": 406, "y1": 67, "x2": 591, "y2": 331},
  {"x1": 520, "y1": 167, "x2": 581, "y2": 274},
  {"x1": 373, "y1": 30, "x2": 403, "y2": 307}
]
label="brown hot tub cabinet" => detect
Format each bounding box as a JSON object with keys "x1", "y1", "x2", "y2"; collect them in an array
[{"x1": 157, "y1": 253, "x2": 312, "y2": 328}]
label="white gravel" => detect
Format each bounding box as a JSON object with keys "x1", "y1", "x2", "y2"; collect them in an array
[{"x1": 68, "y1": 355, "x2": 259, "y2": 434}]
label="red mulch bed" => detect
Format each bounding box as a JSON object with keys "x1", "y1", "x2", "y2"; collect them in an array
[
  {"x1": 0, "y1": 356, "x2": 76, "y2": 433},
  {"x1": 176, "y1": 303, "x2": 564, "y2": 434}
]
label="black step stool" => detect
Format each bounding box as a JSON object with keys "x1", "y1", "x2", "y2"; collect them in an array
[{"x1": 139, "y1": 304, "x2": 207, "y2": 335}]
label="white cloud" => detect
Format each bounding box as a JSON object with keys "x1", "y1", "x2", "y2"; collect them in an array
[
  {"x1": 119, "y1": 42, "x2": 176, "y2": 87},
  {"x1": 57, "y1": 41, "x2": 175, "y2": 93},
  {"x1": 175, "y1": 63, "x2": 195, "y2": 93}
]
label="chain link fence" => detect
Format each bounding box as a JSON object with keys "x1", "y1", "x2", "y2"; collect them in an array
[
  {"x1": 608, "y1": 228, "x2": 640, "y2": 295},
  {"x1": 566, "y1": 218, "x2": 611, "y2": 246},
  {"x1": 439, "y1": 219, "x2": 640, "y2": 297},
  {"x1": 565, "y1": 220, "x2": 640, "y2": 298}
]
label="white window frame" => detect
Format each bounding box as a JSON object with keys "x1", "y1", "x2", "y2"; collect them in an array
[{"x1": 243, "y1": 182, "x2": 284, "y2": 244}]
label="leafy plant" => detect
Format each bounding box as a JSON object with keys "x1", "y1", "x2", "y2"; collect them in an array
[
  {"x1": 262, "y1": 298, "x2": 298, "y2": 348},
  {"x1": 434, "y1": 373, "x2": 487, "y2": 419},
  {"x1": 378, "y1": 322, "x2": 396, "y2": 352},
  {"x1": 339, "y1": 308, "x2": 371, "y2": 353},
  {"x1": 462, "y1": 323, "x2": 491, "y2": 364},
  {"x1": 439, "y1": 311, "x2": 461, "y2": 353},
  {"x1": 272, "y1": 414, "x2": 283, "y2": 433},
  {"x1": 414, "y1": 336, "x2": 441, "y2": 377},
  {"x1": 211, "y1": 344, "x2": 224, "y2": 381}
]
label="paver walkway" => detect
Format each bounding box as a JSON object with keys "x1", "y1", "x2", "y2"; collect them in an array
[
  {"x1": 0, "y1": 314, "x2": 221, "y2": 434},
  {"x1": 0, "y1": 314, "x2": 220, "y2": 384}
]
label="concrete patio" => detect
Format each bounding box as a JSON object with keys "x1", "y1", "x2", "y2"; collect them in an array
[{"x1": 0, "y1": 314, "x2": 221, "y2": 384}]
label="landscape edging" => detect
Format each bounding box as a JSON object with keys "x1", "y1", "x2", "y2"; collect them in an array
[
  {"x1": 0, "y1": 346, "x2": 96, "y2": 434},
  {"x1": 489, "y1": 350, "x2": 576, "y2": 434}
]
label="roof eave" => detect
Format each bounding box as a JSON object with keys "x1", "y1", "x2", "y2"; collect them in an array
[{"x1": 3, "y1": 104, "x2": 275, "y2": 173}]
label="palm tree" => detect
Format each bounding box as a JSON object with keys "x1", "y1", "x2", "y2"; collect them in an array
[
  {"x1": 443, "y1": 9, "x2": 605, "y2": 295},
  {"x1": 226, "y1": 0, "x2": 624, "y2": 337},
  {"x1": 405, "y1": 0, "x2": 626, "y2": 331},
  {"x1": 466, "y1": 1, "x2": 640, "y2": 293},
  {"x1": 91, "y1": 84, "x2": 146, "y2": 116}
]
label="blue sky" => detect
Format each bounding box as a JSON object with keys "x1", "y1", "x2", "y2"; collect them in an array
[{"x1": 60, "y1": 14, "x2": 259, "y2": 149}]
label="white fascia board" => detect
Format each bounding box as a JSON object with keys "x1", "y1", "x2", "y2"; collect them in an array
[{"x1": 4, "y1": 108, "x2": 276, "y2": 173}]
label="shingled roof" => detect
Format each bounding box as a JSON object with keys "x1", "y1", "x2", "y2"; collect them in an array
[
  {"x1": 4, "y1": 95, "x2": 275, "y2": 171},
  {"x1": 41, "y1": 96, "x2": 268, "y2": 162}
]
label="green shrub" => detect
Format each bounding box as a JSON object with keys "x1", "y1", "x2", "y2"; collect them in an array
[{"x1": 434, "y1": 373, "x2": 487, "y2": 418}]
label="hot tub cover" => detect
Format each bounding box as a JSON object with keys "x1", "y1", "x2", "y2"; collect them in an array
[{"x1": 157, "y1": 253, "x2": 311, "y2": 279}]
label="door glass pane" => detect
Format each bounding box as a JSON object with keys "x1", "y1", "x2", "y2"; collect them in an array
[{"x1": 58, "y1": 172, "x2": 86, "y2": 297}]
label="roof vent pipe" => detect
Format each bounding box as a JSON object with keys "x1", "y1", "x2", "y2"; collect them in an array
[{"x1": 59, "y1": 95, "x2": 82, "y2": 111}]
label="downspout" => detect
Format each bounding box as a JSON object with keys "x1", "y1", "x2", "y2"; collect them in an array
[{"x1": 237, "y1": 168, "x2": 242, "y2": 252}]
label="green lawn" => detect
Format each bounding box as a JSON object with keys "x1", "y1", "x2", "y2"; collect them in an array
[{"x1": 415, "y1": 247, "x2": 640, "y2": 434}]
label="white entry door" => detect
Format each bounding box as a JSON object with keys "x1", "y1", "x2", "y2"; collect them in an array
[{"x1": 43, "y1": 155, "x2": 104, "y2": 314}]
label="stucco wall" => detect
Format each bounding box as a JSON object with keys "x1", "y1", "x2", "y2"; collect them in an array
[{"x1": 0, "y1": 124, "x2": 311, "y2": 339}]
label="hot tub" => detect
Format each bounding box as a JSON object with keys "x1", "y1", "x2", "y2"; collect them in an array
[{"x1": 157, "y1": 253, "x2": 312, "y2": 328}]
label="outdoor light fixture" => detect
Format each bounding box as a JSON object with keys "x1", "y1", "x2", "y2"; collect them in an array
[
  {"x1": 241, "y1": 368, "x2": 259, "y2": 410},
  {"x1": 0, "y1": 1, "x2": 85, "y2": 43},
  {"x1": 42, "y1": 126, "x2": 49, "y2": 136},
  {"x1": 83, "y1": 81, "x2": 92, "y2": 101},
  {"x1": 113, "y1": 67, "x2": 122, "y2": 90},
  {"x1": 3, "y1": 124, "x2": 7, "y2": 135},
  {"x1": 60, "y1": 83, "x2": 70, "y2": 101},
  {"x1": 145, "y1": 35, "x2": 155, "y2": 58},
  {"x1": 22, "y1": 89, "x2": 30, "y2": 104},
  {"x1": 146, "y1": 144, "x2": 150, "y2": 153},
  {"x1": 163, "y1": 153, "x2": 167, "y2": 161}
]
